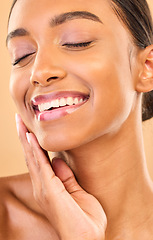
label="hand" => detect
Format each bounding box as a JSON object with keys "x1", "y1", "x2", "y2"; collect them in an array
[{"x1": 16, "y1": 114, "x2": 107, "y2": 240}]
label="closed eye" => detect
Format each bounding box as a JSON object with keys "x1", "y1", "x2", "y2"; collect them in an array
[
  {"x1": 62, "y1": 41, "x2": 93, "y2": 50},
  {"x1": 12, "y1": 52, "x2": 35, "y2": 66}
]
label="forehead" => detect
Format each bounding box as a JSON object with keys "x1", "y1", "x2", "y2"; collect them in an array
[
  {"x1": 8, "y1": 0, "x2": 116, "y2": 30},
  {"x1": 8, "y1": 0, "x2": 132, "y2": 49}
]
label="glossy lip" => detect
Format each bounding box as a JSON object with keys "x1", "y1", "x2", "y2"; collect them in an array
[{"x1": 31, "y1": 91, "x2": 90, "y2": 121}]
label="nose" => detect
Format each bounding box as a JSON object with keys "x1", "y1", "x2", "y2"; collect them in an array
[{"x1": 30, "y1": 50, "x2": 67, "y2": 87}]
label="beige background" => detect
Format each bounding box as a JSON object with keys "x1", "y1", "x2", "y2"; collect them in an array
[{"x1": 0, "y1": 1, "x2": 153, "y2": 177}]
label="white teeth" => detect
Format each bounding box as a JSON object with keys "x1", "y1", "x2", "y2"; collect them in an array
[
  {"x1": 66, "y1": 97, "x2": 74, "y2": 106},
  {"x1": 38, "y1": 102, "x2": 52, "y2": 112},
  {"x1": 38, "y1": 104, "x2": 42, "y2": 112},
  {"x1": 60, "y1": 98, "x2": 67, "y2": 107},
  {"x1": 51, "y1": 99, "x2": 60, "y2": 108},
  {"x1": 38, "y1": 103, "x2": 47, "y2": 112},
  {"x1": 74, "y1": 98, "x2": 79, "y2": 105},
  {"x1": 37, "y1": 97, "x2": 85, "y2": 112},
  {"x1": 45, "y1": 102, "x2": 51, "y2": 110}
]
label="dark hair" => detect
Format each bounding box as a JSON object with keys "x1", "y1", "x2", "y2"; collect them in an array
[
  {"x1": 9, "y1": 0, "x2": 153, "y2": 121},
  {"x1": 110, "y1": 0, "x2": 153, "y2": 121}
]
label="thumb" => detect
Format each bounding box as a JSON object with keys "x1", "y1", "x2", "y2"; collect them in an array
[{"x1": 52, "y1": 158, "x2": 83, "y2": 194}]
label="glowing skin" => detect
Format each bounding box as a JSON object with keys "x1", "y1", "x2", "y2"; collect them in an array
[
  {"x1": 8, "y1": 0, "x2": 137, "y2": 152},
  {"x1": 3, "y1": 0, "x2": 153, "y2": 239}
]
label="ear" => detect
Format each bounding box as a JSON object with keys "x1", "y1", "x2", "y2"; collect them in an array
[{"x1": 136, "y1": 45, "x2": 153, "y2": 93}]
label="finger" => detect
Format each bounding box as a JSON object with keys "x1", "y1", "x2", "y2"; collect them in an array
[
  {"x1": 15, "y1": 114, "x2": 33, "y2": 164},
  {"x1": 52, "y1": 158, "x2": 106, "y2": 219},
  {"x1": 25, "y1": 133, "x2": 63, "y2": 191},
  {"x1": 25, "y1": 135, "x2": 103, "y2": 238},
  {"x1": 26, "y1": 132, "x2": 54, "y2": 175},
  {"x1": 52, "y1": 158, "x2": 83, "y2": 194},
  {"x1": 15, "y1": 114, "x2": 40, "y2": 185}
]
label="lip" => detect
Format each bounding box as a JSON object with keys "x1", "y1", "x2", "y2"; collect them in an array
[
  {"x1": 31, "y1": 91, "x2": 90, "y2": 121},
  {"x1": 31, "y1": 91, "x2": 89, "y2": 105}
]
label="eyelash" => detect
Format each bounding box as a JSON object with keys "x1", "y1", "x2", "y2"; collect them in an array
[
  {"x1": 62, "y1": 41, "x2": 93, "y2": 49},
  {"x1": 13, "y1": 52, "x2": 35, "y2": 66},
  {"x1": 12, "y1": 41, "x2": 93, "y2": 66}
]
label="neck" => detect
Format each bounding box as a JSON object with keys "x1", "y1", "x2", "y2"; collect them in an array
[{"x1": 57, "y1": 113, "x2": 153, "y2": 238}]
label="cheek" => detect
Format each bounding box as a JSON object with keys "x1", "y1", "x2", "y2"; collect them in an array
[
  {"x1": 9, "y1": 72, "x2": 29, "y2": 111},
  {"x1": 37, "y1": 59, "x2": 135, "y2": 152},
  {"x1": 69, "y1": 49, "x2": 135, "y2": 130}
]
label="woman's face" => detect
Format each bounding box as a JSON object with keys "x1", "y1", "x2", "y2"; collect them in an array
[{"x1": 7, "y1": 0, "x2": 138, "y2": 151}]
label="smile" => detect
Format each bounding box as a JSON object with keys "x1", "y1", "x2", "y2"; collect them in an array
[{"x1": 31, "y1": 91, "x2": 89, "y2": 121}]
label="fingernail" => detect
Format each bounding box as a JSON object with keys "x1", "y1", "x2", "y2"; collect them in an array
[
  {"x1": 15, "y1": 113, "x2": 20, "y2": 135},
  {"x1": 26, "y1": 132, "x2": 30, "y2": 144},
  {"x1": 15, "y1": 113, "x2": 19, "y2": 121}
]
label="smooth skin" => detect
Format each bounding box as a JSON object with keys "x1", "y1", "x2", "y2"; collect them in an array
[
  {"x1": 1, "y1": 0, "x2": 153, "y2": 239},
  {"x1": 16, "y1": 114, "x2": 106, "y2": 240}
]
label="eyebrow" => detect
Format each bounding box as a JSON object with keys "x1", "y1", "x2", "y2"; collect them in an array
[
  {"x1": 6, "y1": 11, "x2": 103, "y2": 45},
  {"x1": 50, "y1": 11, "x2": 103, "y2": 27},
  {"x1": 6, "y1": 28, "x2": 29, "y2": 46}
]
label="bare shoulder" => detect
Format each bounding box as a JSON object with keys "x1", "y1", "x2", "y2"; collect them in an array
[
  {"x1": 0, "y1": 173, "x2": 34, "y2": 211},
  {"x1": 0, "y1": 174, "x2": 32, "y2": 237},
  {"x1": 0, "y1": 174, "x2": 36, "y2": 239},
  {"x1": 0, "y1": 173, "x2": 32, "y2": 212},
  {"x1": 0, "y1": 175, "x2": 11, "y2": 239},
  {"x1": 0, "y1": 174, "x2": 58, "y2": 240}
]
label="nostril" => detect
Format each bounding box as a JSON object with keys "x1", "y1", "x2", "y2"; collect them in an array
[
  {"x1": 31, "y1": 74, "x2": 63, "y2": 86},
  {"x1": 33, "y1": 81, "x2": 39, "y2": 85},
  {"x1": 47, "y1": 76, "x2": 58, "y2": 82}
]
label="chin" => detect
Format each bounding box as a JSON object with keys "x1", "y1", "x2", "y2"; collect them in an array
[{"x1": 37, "y1": 133, "x2": 80, "y2": 152}]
